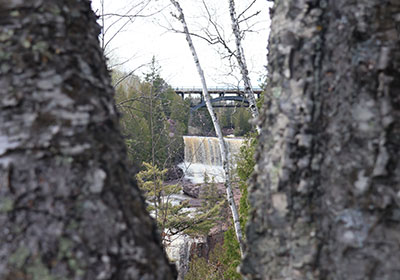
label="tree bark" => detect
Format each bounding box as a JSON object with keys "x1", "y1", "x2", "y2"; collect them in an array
[
  {"x1": 0, "y1": 1, "x2": 176, "y2": 279},
  {"x1": 242, "y1": 0, "x2": 400, "y2": 279},
  {"x1": 170, "y1": 0, "x2": 245, "y2": 256}
]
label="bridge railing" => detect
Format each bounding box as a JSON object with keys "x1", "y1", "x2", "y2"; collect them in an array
[
  {"x1": 174, "y1": 86, "x2": 263, "y2": 92},
  {"x1": 174, "y1": 87, "x2": 263, "y2": 109}
]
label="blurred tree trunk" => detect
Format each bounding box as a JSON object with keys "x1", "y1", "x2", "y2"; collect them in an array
[
  {"x1": 0, "y1": 1, "x2": 176, "y2": 279},
  {"x1": 242, "y1": 0, "x2": 400, "y2": 279}
]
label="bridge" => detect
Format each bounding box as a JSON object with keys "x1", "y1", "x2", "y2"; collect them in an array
[{"x1": 174, "y1": 87, "x2": 263, "y2": 111}]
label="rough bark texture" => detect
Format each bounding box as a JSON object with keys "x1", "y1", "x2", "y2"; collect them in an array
[
  {"x1": 0, "y1": 1, "x2": 176, "y2": 279},
  {"x1": 170, "y1": 0, "x2": 245, "y2": 256},
  {"x1": 242, "y1": 0, "x2": 400, "y2": 279}
]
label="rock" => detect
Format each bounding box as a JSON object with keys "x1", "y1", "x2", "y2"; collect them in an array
[
  {"x1": 164, "y1": 229, "x2": 227, "y2": 279},
  {"x1": 188, "y1": 198, "x2": 202, "y2": 207},
  {"x1": 166, "y1": 166, "x2": 184, "y2": 181},
  {"x1": 183, "y1": 184, "x2": 201, "y2": 198},
  {"x1": 165, "y1": 233, "x2": 206, "y2": 280},
  {"x1": 163, "y1": 193, "x2": 234, "y2": 279},
  {"x1": 187, "y1": 126, "x2": 203, "y2": 136}
]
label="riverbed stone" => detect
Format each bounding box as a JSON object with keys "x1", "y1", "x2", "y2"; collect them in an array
[{"x1": 183, "y1": 184, "x2": 201, "y2": 198}]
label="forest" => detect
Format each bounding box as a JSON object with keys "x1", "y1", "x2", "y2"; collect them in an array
[{"x1": 0, "y1": 0, "x2": 399, "y2": 280}]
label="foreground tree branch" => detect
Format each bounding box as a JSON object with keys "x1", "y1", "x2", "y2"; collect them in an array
[
  {"x1": 169, "y1": 0, "x2": 245, "y2": 256},
  {"x1": 0, "y1": 1, "x2": 176, "y2": 279}
]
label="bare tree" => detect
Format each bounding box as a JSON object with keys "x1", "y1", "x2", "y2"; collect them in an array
[
  {"x1": 164, "y1": 0, "x2": 265, "y2": 132},
  {"x1": 94, "y1": 0, "x2": 166, "y2": 74},
  {"x1": 96, "y1": 0, "x2": 152, "y2": 54},
  {"x1": 228, "y1": 0, "x2": 260, "y2": 132},
  {"x1": 169, "y1": 0, "x2": 245, "y2": 256}
]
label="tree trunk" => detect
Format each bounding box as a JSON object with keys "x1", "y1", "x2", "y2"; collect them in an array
[
  {"x1": 170, "y1": 0, "x2": 245, "y2": 256},
  {"x1": 228, "y1": 0, "x2": 260, "y2": 133},
  {"x1": 0, "y1": 1, "x2": 176, "y2": 279},
  {"x1": 242, "y1": 0, "x2": 400, "y2": 279}
]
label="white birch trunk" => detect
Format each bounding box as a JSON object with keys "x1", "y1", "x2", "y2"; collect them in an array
[
  {"x1": 170, "y1": 0, "x2": 245, "y2": 256},
  {"x1": 228, "y1": 0, "x2": 260, "y2": 133}
]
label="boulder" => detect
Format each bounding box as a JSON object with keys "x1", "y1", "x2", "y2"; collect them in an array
[
  {"x1": 183, "y1": 183, "x2": 201, "y2": 198},
  {"x1": 166, "y1": 166, "x2": 184, "y2": 181}
]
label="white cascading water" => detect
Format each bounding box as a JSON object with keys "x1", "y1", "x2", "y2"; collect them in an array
[{"x1": 179, "y1": 136, "x2": 243, "y2": 184}]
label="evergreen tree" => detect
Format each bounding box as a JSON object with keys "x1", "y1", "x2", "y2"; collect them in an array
[
  {"x1": 136, "y1": 162, "x2": 188, "y2": 243},
  {"x1": 233, "y1": 108, "x2": 252, "y2": 136},
  {"x1": 182, "y1": 173, "x2": 225, "y2": 236},
  {"x1": 236, "y1": 134, "x2": 257, "y2": 232},
  {"x1": 112, "y1": 60, "x2": 190, "y2": 170},
  {"x1": 137, "y1": 165, "x2": 226, "y2": 246}
]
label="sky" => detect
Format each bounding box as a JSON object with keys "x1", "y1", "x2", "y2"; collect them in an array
[{"x1": 90, "y1": 0, "x2": 272, "y2": 88}]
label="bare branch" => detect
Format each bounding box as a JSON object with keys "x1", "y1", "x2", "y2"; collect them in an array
[
  {"x1": 98, "y1": 0, "x2": 166, "y2": 55},
  {"x1": 200, "y1": 0, "x2": 236, "y2": 58},
  {"x1": 113, "y1": 63, "x2": 149, "y2": 87},
  {"x1": 99, "y1": 1, "x2": 142, "y2": 49},
  {"x1": 236, "y1": 0, "x2": 257, "y2": 20},
  {"x1": 103, "y1": 5, "x2": 168, "y2": 20},
  {"x1": 116, "y1": 97, "x2": 143, "y2": 106},
  {"x1": 118, "y1": 104, "x2": 149, "y2": 114},
  {"x1": 108, "y1": 53, "x2": 139, "y2": 69},
  {"x1": 102, "y1": 0, "x2": 151, "y2": 25},
  {"x1": 104, "y1": 18, "x2": 132, "y2": 51},
  {"x1": 238, "y1": 10, "x2": 261, "y2": 24}
]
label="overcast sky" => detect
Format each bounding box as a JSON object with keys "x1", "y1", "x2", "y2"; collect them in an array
[{"x1": 91, "y1": 0, "x2": 272, "y2": 88}]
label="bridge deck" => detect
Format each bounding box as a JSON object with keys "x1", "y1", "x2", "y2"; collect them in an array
[
  {"x1": 191, "y1": 95, "x2": 249, "y2": 111},
  {"x1": 175, "y1": 87, "x2": 263, "y2": 95},
  {"x1": 174, "y1": 87, "x2": 263, "y2": 110}
]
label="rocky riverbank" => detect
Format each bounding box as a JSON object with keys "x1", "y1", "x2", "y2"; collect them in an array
[{"x1": 163, "y1": 179, "x2": 241, "y2": 279}]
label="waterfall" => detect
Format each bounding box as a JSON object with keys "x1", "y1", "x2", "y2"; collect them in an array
[
  {"x1": 168, "y1": 136, "x2": 243, "y2": 278},
  {"x1": 179, "y1": 136, "x2": 243, "y2": 184}
]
